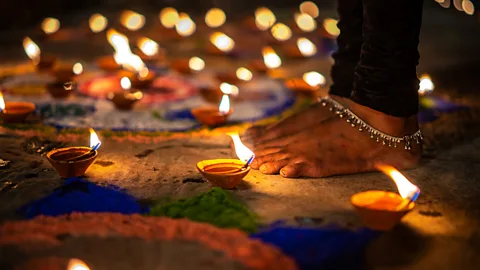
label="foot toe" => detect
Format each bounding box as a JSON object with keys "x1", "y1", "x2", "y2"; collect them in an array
[{"x1": 259, "y1": 159, "x2": 289, "y2": 174}]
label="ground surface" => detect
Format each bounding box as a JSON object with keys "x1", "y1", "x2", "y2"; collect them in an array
[{"x1": 1, "y1": 2, "x2": 480, "y2": 270}]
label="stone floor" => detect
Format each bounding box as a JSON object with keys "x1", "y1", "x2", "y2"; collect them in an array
[{"x1": 1, "y1": 2, "x2": 480, "y2": 270}]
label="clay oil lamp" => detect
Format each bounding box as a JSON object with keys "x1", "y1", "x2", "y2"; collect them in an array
[
  {"x1": 320, "y1": 18, "x2": 340, "y2": 39},
  {"x1": 68, "y1": 258, "x2": 90, "y2": 270},
  {"x1": 96, "y1": 55, "x2": 120, "y2": 72},
  {"x1": 191, "y1": 93, "x2": 232, "y2": 127},
  {"x1": 97, "y1": 29, "x2": 130, "y2": 72},
  {"x1": 175, "y1": 13, "x2": 196, "y2": 38},
  {"x1": 197, "y1": 132, "x2": 255, "y2": 189},
  {"x1": 108, "y1": 77, "x2": 143, "y2": 110},
  {"x1": 89, "y1": 13, "x2": 108, "y2": 34},
  {"x1": 248, "y1": 46, "x2": 282, "y2": 74},
  {"x1": 50, "y1": 62, "x2": 83, "y2": 83},
  {"x1": 351, "y1": 164, "x2": 421, "y2": 231},
  {"x1": 283, "y1": 37, "x2": 317, "y2": 58},
  {"x1": 215, "y1": 66, "x2": 253, "y2": 86},
  {"x1": 46, "y1": 81, "x2": 76, "y2": 99},
  {"x1": 46, "y1": 128, "x2": 102, "y2": 178},
  {"x1": 0, "y1": 92, "x2": 36, "y2": 123},
  {"x1": 47, "y1": 63, "x2": 82, "y2": 99},
  {"x1": 204, "y1": 8, "x2": 226, "y2": 29},
  {"x1": 23, "y1": 37, "x2": 56, "y2": 72},
  {"x1": 285, "y1": 71, "x2": 326, "y2": 98},
  {"x1": 120, "y1": 10, "x2": 145, "y2": 31},
  {"x1": 136, "y1": 36, "x2": 165, "y2": 64},
  {"x1": 171, "y1": 56, "x2": 205, "y2": 75},
  {"x1": 207, "y1": 32, "x2": 235, "y2": 56},
  {"x1": 200, "y1": 82, "x2": 239, "y2": 104}
]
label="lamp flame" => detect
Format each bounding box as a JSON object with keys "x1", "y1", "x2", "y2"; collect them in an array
[
  {"x1": 377, "y1": 164, "x2": 420, "y2": 202},
  {"x1": 227, "y1": 132, "x2": 255, "y2": 164},
  {"x1": 220, "y1": 82, "x2": 239, "y2": 96},
  {"x1": 205, "y1": 8, "x2": 226, "y2": 28},
  {"x1": 159, "y1": 7, "x2": 179, "y2": 28},
  {"x1": 41, "y1": 17, "x2": 60, "y2": 34},
  {"x1": 210, "y1": 32, "x2": 235, "y2": 53},
  {"x1": 271, "y1": 23, "x2": 292, "y2": 41},
  {"x1": 297, "y1": 37, "x2": 317, "y2": 57},
  {"x1": 302, "y1": 71, "x2": 326, "y2": 87},
  {"x1": 0, "y1": 92, "x2": 5, "y2": 112},
  {"x1": 294, "y1": 13, "x2": 316, "y2": 32},
  {"x1": 255, "y1": 7, "x2": 276, "y2": 31},
  {"x1": 188, "y1": 57, "x2": 205, "y2": 71},
  {"x1": 236, "y1": 67, "x2": 253, "y2": 81},
  {"x1": 323, "y1": 18, "x2": 340, "y2": 37},
  {"x1": 120, "y1": 10, "x2": 145, "y2": 31},
  {"x1": 175, "y1": 13, "x2": 196, "y2": 37},
  {"x1": 89, "y1": 128, "x2": 102, "y2": 151},
  {"x1": 23, "y1": 37, "x2": 40, "y2": 62},
  {"x1": 120, "y1": 77, "x2": 131, "y2": 90},
  {"x1": 68, "y1": 258, "x2": 90, "y2": 270},
  {"x1": 218, "y1": 94, "x2": 231, "y2": 115},
  {"x1": 418, "y1": 74, "x2": 434, "y2": 95},
  {"x1": 89, "y1": 13, "x2": 108, "y2": 33},
  {"x1": 137, "y1": 37, "x2": 159, "y2": 56},
  {"x1": 299, "y1": 1, "x2": 319, "y2": 18},
  {"x1": 73, "y1": 62, "x2": 83, "y2": 75},
  {"x1": 262, "y1": 46, "x2": 282, "y2": 69},
  {"x1": 107, "y1": 29, "x2": 131, "y2": 54}
]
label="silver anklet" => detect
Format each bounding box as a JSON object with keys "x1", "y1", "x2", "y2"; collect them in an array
[{"x1": 319, "y1": 97, "x2": 423, "y2": 150}]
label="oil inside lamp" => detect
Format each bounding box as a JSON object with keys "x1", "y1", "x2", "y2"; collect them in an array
[
  {"x1": 137, "y1": 36, "x2": 159, "y2": 57},
  {"x1": 295, "y1": 13, "x2": 317, "y2": 32},
  {"x1": 210, "y1": 32, "x2": 235, "y2": 53},
  {"x1": 323, "y1": 18, "x2": 340, "y2": 37},
  {"x1": 205, "y1": 8, "x2": 226, "y2": 28},
  {"x1": 188, "y1": 56, "x2": 205, "y2": 72},
  {"x1": 73, "y1": 62, "x2": 83, "y2": 75},
  {"x1": 297, "y1": 37, "x2": 317, "y2": 57},
  {"x1": 418, "y1": 74, "x2": 434, "y2": 95},
  {"x1": 351, "y1": 164, "x2": 421, "y2": 231},
  {"x1": 271, "y1": 23, "x2": 292, "y2": 41},
  {"x1": 262, "y1": 46, "x2": 282, "y2": 69},
  {"x1": 299, "y1": 1, "x2": 319, "y2": 18},
  {"x1": 89, "y1": 13, "x2": 108, "y2": 33},
  {"x1": 68, "y1": 258, "x2": 90, "y2": 270},
  {"x1": 236, "y1": 67, "x2": 253, "y2": 81},
  {"x1": 0, "y1": 92, "x2": 36, "y2": 123},
  {"x1": 159, "y1": 7, "x2": 179, "y2": 28},
  {"x1": 41, "y1": 17, "x2": 60, "y2": 35},
  {"x1": 255, "y1": 7, "x2": 276, "y2": 31},
  {"x1": 46, "y1": 128, "x2": 102, "y2": 178},
  {"x1": 120, "y1": 10, "x2": 145, "y2": 31},
  {"x1": 175, "y1": 13, "x2": 196, "y2": 37},
  {"x1": 196, "y1": 132, "x2": 255, "y2": 189}
]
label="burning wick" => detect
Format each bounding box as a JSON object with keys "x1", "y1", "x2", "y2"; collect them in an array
[
  {"x1": 68, "y1": 258, "x2": 90, "y2": 270},
  {"x1": 377, "y1": 164, "x2": 420, "y2": 211},
  {"x1": 0, "y1": 92, "x2": 5, "y2": 113},
  {"x1": 66, "y1": 128, "x2": 102, "y2": 161},
  {"x1": 227, "y1": 132, "x2": 255, "y2": 171}
]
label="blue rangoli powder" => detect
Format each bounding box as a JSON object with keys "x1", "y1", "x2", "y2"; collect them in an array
[{"x1": 20, "y1": 177, "x2": 146, "y2": 218}]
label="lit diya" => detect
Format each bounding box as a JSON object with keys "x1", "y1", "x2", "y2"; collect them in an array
[
  {"x1": 197, "y1": 132, "x2": 255, "y2": 189},
  {"x1": 268, "y1": 22, "x2": 293, "y2": 44},
  {"x1": 171, "y1": 56, "x2": 205, "y2": 75},
  {"x1": 96, "y1": 55, "x2": 120, "y2": 72},
  {"x1": 351, "y1": 164, "x2": 421, "y2": 231},
  {"x1": 175, "y1": 13, "x2": 196, "y2": 37},
  {"x1": 204, "y1": 8, "x2": 226, "y2": 29},
  {"x1": 285, "y1": 71, "x2": 326, "y2": 97},
  {"x1": 46, "y1": 81, "x2": 76, "y2": 99},
  {"x1": 46, "y1": 128, "x2": 101, "y2": 178},
  {"x1": 207, "y1": 32, "x2": 235, "y2": 55},
  {"x1": 158, "y1": 7, "x2": 183, "y2": 39},
  {"x1": 120, "y1": 10, "x2": 145, "y2": 31},
  {"x1": 200, "y1": 82, "x2": 239, "y2": 104},
  {"x1": 50, "y1": 62, "x2": 83, "y2": 82},
  {"x1": 0, "y1": 92, "x2": 36, "y2": 123},
  {"x1": 191, "y1": 94, "x2": 232, "y2": 127},
  {"x1": 135, "y1": 36, "x2": 166, "y2": 63},
  {"x1": 89, "y1": 13, "x2": 108, "y2": 33},
  {"x1": 68, "y1": 258, "x2": 90, "y2": 270},
  {"x1": 248, "y1": 46, "x2": 282, "y2": 74},
  {"x1": 108, "y1": 77, "x2": 143, "y2": 110},
  {"x1": 215, "y1": 67, "x2": 254, "y2": 86},
  {"x1": 40, "y1": 17, "x2": 60, "y2": 36},
  {"x1": 23, "y1": 37, "x2": 57, "y2": 72},
  {"x1": 320, "y1": 18, "x2": 340, "y2": 39},
  {"x1": 292, "y1": 12, "x2": 317, "y2": 33},
  {"x1": 117, "y1": 67, "x2": 156, "y2": 89}
]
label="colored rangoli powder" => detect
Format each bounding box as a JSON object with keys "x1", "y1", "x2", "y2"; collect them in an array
[{"x1": 148, "y1": 187, "x2": 259, "y2": 233}]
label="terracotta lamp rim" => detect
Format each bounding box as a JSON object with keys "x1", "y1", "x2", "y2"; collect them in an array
[
  {"x1": 351, "y1": 190, "x2": 415, "y2": 212},
  {"x1": 47, "y1": 146, "x2": 98, "y2": 164}
]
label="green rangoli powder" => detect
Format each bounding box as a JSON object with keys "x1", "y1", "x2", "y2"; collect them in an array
[{"x1": 148, "y1": 188, "x2": 259, "y2": 233}]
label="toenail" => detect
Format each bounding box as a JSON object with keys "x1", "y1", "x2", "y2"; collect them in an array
[
  {"x1": 260, "y1": 164, "x2": 267, "y2": 173},
  {"x1": 280, "y1": 169, "x2": 286, "y2": 176}
]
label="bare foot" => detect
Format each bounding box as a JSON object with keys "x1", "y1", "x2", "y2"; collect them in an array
[
  {"x1": 243, "y1": 95, "x2": 351, "y2": 145},
  {"x1": 250, "y1": 98, "x2": 422, "y2": 178}
]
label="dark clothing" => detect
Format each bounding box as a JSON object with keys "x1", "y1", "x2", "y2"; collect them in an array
[{"x1": 329, "y1": 0, "x2": 424, "y2": 117}]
